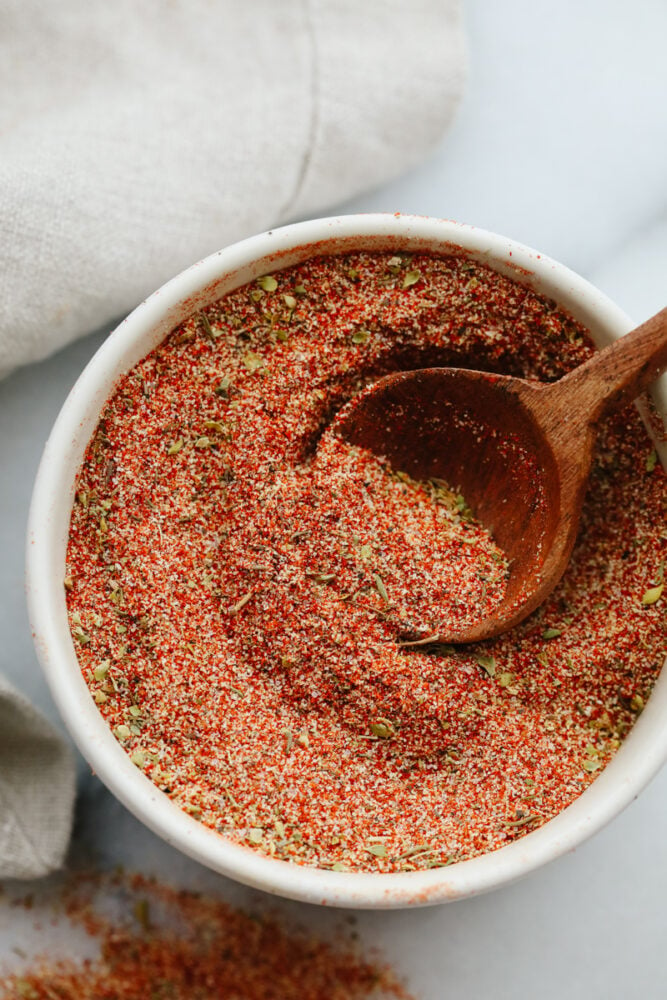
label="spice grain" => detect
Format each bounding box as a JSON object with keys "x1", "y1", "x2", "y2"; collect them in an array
[{"x1": 0, "y1": 872, "x2": 411, "y2": 999}]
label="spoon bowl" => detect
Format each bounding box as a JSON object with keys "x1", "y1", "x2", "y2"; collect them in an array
[{"x1": 335, "y1": 307, "x2": 667, "y2": 643}]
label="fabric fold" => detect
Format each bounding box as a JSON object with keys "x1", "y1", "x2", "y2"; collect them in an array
[
  {"x1": 0, "y1": 0, "x2": 465, "y2": 378},
  {"x1": 0, "y1": 676, "x2": 76, "y2": 879}
]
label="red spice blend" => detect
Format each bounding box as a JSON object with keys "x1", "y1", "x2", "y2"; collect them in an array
[
  {"x1": 0, "y1": 872, "x2": 411, "y2": 999},
  {"x1": 65, "y1": 251, "x2": 667, "y2": 873}
]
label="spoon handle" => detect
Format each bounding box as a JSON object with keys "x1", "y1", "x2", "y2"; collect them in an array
[{"x1": 553, "y1": 306, "x2": 667, "y2": 422}]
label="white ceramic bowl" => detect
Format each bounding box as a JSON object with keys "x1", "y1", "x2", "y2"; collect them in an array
[{"x1": 27, "y1": 214, "x2": 667, "y2": 908}]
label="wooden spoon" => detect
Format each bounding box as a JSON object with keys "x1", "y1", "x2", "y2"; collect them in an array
[{"x1": 333, "y1": 307, "x2": 667, "y2": 644}]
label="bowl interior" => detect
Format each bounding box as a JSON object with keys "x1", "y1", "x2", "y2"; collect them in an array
[{"x1": 27, "y1": 215, "x2": 667, "y2": 907}]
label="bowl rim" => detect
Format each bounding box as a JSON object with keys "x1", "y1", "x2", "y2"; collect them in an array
[{"x1": 26, "y1": 213, "x2": 667, "y2": 908}]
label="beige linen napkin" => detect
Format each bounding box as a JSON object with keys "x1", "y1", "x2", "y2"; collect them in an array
[
  {"x1": 0, "y1": 676, "x2": 75, "y2": 879},
  {"x1": 0, "y1": 0, "x2": 465, "y2": 877},
  {"x1": 0, "y1": 0, "x2": 465, "y2": 379}
]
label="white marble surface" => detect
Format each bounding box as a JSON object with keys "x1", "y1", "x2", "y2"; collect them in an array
[{"x1": 2, "y1": 0, "x2": 667, "y2": 996}]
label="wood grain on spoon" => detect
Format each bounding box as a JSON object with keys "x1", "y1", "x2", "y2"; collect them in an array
[{"x1": 334, "y1": 307, "x2": 667, "y2": 644}]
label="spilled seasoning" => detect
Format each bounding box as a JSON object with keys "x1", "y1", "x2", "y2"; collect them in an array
[
  {"x1": 0, "y1": 872, "x2": 411, "y2": 999},
  {"x1": 65, "y1": 251, "x2": 667, "y2": 872}
]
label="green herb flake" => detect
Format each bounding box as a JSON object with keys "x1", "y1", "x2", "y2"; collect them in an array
[
  {"x1": 359, "y1": 544, "x2": 373, "y2": 561},
  {"x1": 168, "y1": 439, "x2": 184, "y2": 455},
  {"x1": 366, "y1": 843, "x2": 387, "y2": 858},
  {"x1": 258, "y1": 275, "x2": 278, "y2": 292},
  {"x1": 646, "y1": 449, "x2": 658, "y2": 472},
  {"x1": 426, "y1": 857, "x2": 457, "y2": 870},
  {"x1": 73, "y1": 626, "x2": 90, "y2": 645},
  {"x1": 275, "y1": 328, "x2": 289, "y2": 342},
  {"x1": 582, "y1": 758, "x2": 601, "y2": 773},
  {"x1": 331, "y1": 861, "x2": 347, "y2": 872},
  {"x1": 248, "y1": 827, "x2": 264, "y2": 845},
  {"x1": 129, "y1": 705, "x2": 142, "y2": 718},
  {"x1": 395, "y1": 844, "x2": 433, "y2": 861},
  {"x1": 93, "y1": 659, "x2": 110, "y2": 681},
  {"x1": 542, "y1": 627, "x2": 562, "y2": 640},
  {"x1": 372, "y1": 573, "x2": 389, "y2": 603},
  {"x1": 214, "y1": 376, "x2": 232, "y2": 396},
  {"x1": 402, "y1": 269, "x2": 421, "y2": 288},
  {"x1": 641, "y1": 583, "x2": 664, "y2": 605},
  {"x1": 130, "y1": 750, "x2": 146, "y2": 768},
  {"x1": 115, "y1": 724, "x2": 131, "y2": 741},
  {"x1": 94, "y1": 690, "x2": 108, "y2": 705},
  {"x1": 497, "y1": 672, "x2": 514, "y2": 688},
  {"x1": 307, "y1": 570, "x2": 337, "y2": 586},
  {"x1": 476, "y1": 654, "x2": 496, "y2": 677},
  {"x1": 370, "y1": 718, "x2": 395, "y2": 739},
  {"x1": 224, "y1": 683, "x2": 244, "y2": 698},
  {"x1": 63, "y1": 575, "x2": 74, "y2": 591},
  {"x1": 243, "y1": 352, "x2": 265, "y2": 374},
  {"x1": 283, "y1": 294, "x2": 296, "y2": 310},
  {"x1": 200, "y1": 313, "x2": 215, "y2": 338},
  {"x1": 351, "y1": 327, "x2": 370, "y2": 345},
  {"x1": 455, "y1": 493, "x2": 472, "y2": 518},
  {"x1": 630, "y1": 693, "x2": 644, "y2": 713}
]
